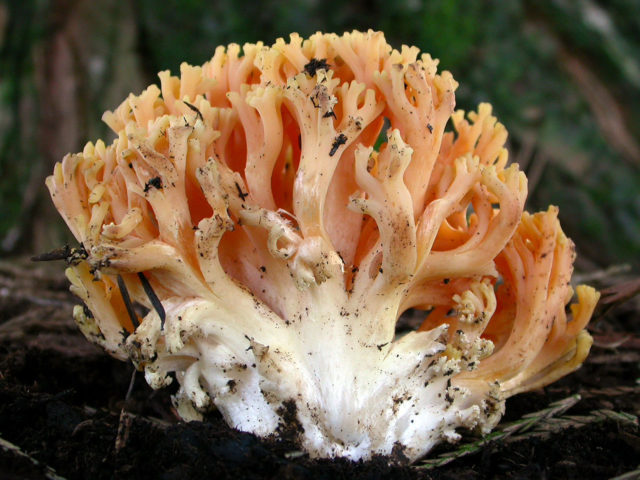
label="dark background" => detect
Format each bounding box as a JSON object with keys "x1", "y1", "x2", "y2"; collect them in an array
[{"x1": 1, "y1": 0, "x2": 639, "y2": 272}]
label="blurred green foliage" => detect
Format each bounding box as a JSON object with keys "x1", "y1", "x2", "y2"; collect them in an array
[
  {"x1": 0, "y1": 0, "x2": 41, "y2": 239},
  {"x1": 1, "y1": 0, "x2": 639, "y2": 268}
]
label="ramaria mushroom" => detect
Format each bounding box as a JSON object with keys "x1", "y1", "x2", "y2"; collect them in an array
[{"x1": 46, "y1": 30, "x2": 599, "y2": 462}]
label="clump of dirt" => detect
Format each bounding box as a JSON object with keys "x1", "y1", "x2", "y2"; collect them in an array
[{"x1": 0, "y1": 259, "x2": 638, "y2": 479}]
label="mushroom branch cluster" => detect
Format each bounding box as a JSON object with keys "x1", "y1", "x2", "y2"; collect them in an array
[{"x1": 47, "y1": 31, "x2": 599, "y2": 462}]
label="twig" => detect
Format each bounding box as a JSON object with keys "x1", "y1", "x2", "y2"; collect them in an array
[
  {"x1": 80, "y1": 405, "x2": 171, "y2": 429},
  {"x1": 572, "y1": 264, "x2": 631, "y2": 284},
  {"x1": 592, "y1": 334, "x2": 632, "y2": 349},
  {"x1": 114, "y1": 410, "x2": 134, "y2": 454},
  {"x1": 0, "y1": 289, "x2": 73, "y2": 308},
  {"x1": 31, "y1": 244, "x2": 88, "y2": 265},
  {"x1": 525, "y1": 409, "x2": 638, "y2": 439},
  {"x1": 588, "y1": 352, "x2": 640, "y2": 364},
  {"x1": 610, "y1": 467, "x2": 640, "y2": 480},
  {"x1": 124, "y1": 367, "x2": 137, "y2": 406},
  {"x1": 577, "y1": 385, "x2": 640, "y2": 399},
  {"x1": 0, "y1": 436, "x2": 68, "y2": 480},
  {"x1": 599, "y1": 277, "x2": 640, "y2": 307},
  {"x1": 114, "y1": 368, "x2": 137, "y2": 453}
]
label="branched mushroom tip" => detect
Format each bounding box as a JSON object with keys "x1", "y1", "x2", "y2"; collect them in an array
[{"x1": 46, "y1": 30, "x2": 599, "y2": 462}]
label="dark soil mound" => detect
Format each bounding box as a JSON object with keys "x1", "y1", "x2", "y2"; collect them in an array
[{"x1": 0, "y1": 259, "x2": 638, "y2": 479}]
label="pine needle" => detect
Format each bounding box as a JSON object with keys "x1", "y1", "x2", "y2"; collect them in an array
[{"x1": 415, "y1": 395, "x2": 638, "y2": 470}]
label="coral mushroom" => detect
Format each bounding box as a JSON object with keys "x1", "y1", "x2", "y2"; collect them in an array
[{"x1": 46, "y1": 30, "x2": 599, "y2": 462}]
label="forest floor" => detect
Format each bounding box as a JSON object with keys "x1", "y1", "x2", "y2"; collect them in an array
[{"x1": 0, "y1": 258, "x2": 638, "y2": 479}]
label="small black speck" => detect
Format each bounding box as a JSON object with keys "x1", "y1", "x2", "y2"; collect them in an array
[
  {"x1": 82, "y1": 304, "x2": 93, "y2": 318},
  {"x1": 119, "y1": 328, "x2": 129, "y2": 342},
  {"x1": 329, "y1": 134, "x2": 347, "y2": 157},
  {"x1": 183, "y1": 101, "x2": 204, "y2": 122},
  {"x1": 303, "y1": 58, "x2": 330, "y2": 76},
  {"x1": 144, "y1": 177, "x2": 163, "y2": 193},
  {"x1": 235, "y1": 182, "x2": 248, "y2": 200}
]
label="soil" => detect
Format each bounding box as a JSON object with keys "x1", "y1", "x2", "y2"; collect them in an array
[{"x1": 0, "y1": 258, "x2": 638, "y2": 479}]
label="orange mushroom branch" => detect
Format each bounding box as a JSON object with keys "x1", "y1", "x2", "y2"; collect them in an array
[{"x1": 46, "y1": 30, "x2": 598, "y2": 463}]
